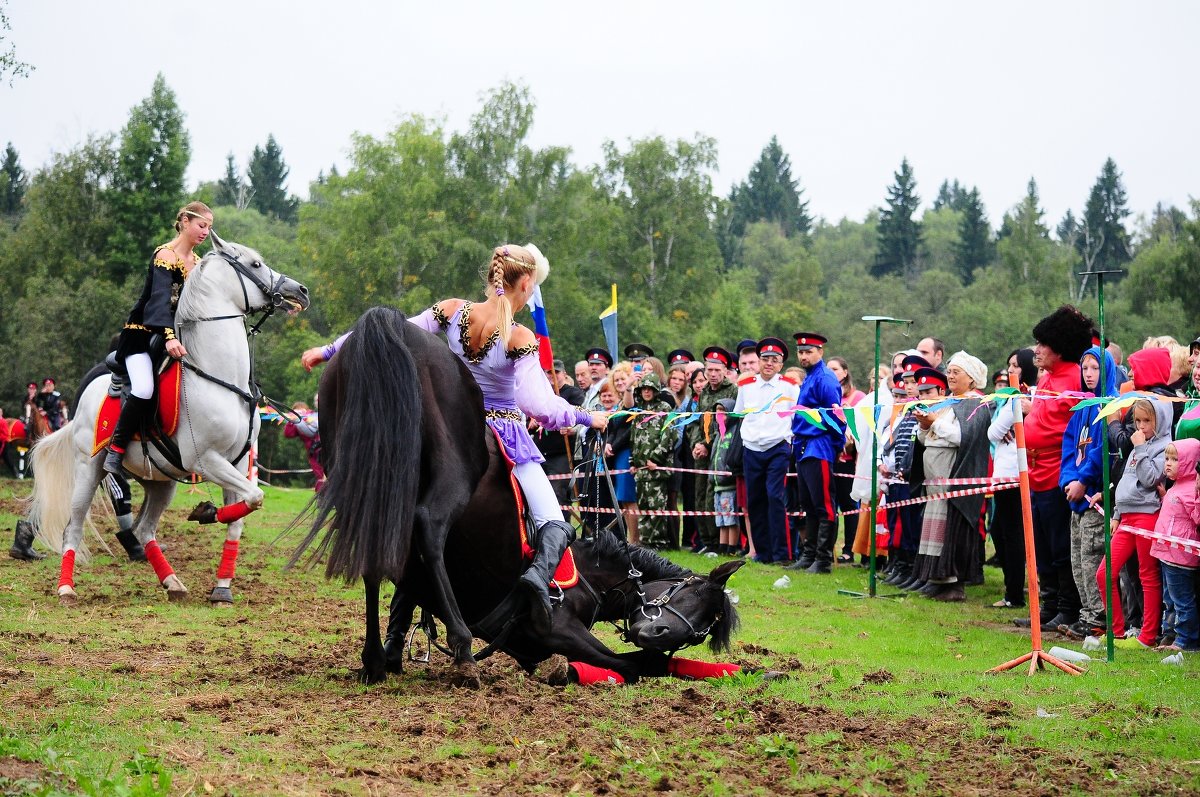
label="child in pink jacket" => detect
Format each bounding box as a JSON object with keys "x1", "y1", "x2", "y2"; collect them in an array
[{"x1": 1150, "y1": 438, "x2": 1200, "y2": 651}]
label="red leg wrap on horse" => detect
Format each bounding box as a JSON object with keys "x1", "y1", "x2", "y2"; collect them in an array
[
  {"x1": 58, "y1": 549, "x2": 76, "y2": 590},
  {"x1": 216, "y1": 501, "x2": 253, "y2": 524},
  {"x1": 668, "y1": 657, "x2": 741, "y2": 680},
  {"x1": 569, "y1": 662, "x2": 625, "y2": 685},
  {"x1": 143, "y1": 540, "x2": 174, "y2": 582},
  {"x1": 216, "y1": 539, "x2": 239, "y2": 580}
]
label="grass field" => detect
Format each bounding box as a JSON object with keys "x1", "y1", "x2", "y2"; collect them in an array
[{"x1": 0, "y1": 478, "x2": 1197, "y2": 796}]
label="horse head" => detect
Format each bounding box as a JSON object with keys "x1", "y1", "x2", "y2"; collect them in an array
[
  {"x1": 627, "y1": 559, "x2": 743, "y2": 654},
  {"x1": 176, "y1": 232, "x2": 310, "y2": 322}
]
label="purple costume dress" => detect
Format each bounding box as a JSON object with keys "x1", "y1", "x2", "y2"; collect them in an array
[{"x1": 327, "y1": 301, "x2": 590, "y2": 524}]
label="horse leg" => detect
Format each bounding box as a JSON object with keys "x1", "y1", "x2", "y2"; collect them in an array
[
  {"x1": 57, "y1": 458, "x2": 104, "y2": 604},
  {"x1": 383, "y1": 583, "x2": 417, "y2": 675},
  {"x1": 186, "y1": 453, "x2": 265, "y2": 527},
  {"x1": 206, "y1": 485, "x2": 247, "y2": 607},
  {"x1": 136, "y1": 481, "x2": 187, "y2": 601},
  {"x1": 413, "y1": 505, "x2": 480, "y2": 689},
  {"x1": 360, "y1": 577, "x2": 387, "y2": 685},
  {"x1": 521, "y1": 614, "x2": 645, "y2": 684},
  {"x1": 185, "y1": 453, "x2": 264, "y2": 604}
]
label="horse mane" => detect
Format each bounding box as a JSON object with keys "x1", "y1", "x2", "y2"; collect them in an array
[
  {"x1": 707, "y1": 589, "x2": 740, "y2": 654},
  {"x1": 291, "y1": 307, "x2": 422, "y2": 582},
  {"x1": 578, "y1": 530, "x2": 689, "y2": 581}
]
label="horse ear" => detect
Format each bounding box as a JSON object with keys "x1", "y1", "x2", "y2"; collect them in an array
[
  {"x1": 208, "y1": 231, "x2": 227, "y2": 252},
  {"x1": 707, "y1": 559, "x2": 745, "y2": 586}
]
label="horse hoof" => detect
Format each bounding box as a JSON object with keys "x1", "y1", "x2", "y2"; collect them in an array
[
  {"x1": 57, "y1": 586, "x2": 77, "y2": 606},
  {"x1": 533, "y1": 654, "x2": 570, "y2": 686},
  {"x1": 450, "y1": 661, "x2": 482, "y2": 689},
  {"x1": 163, "y1": 574, "x2": 189, "y2": 601},
  {"x1": 207, "y1": 586, "x2": 234, "y2": 606},
  {"x1": 358, "y1": 666, "x2": 387, "y2": 685},
  {"x1": 188, "y1": 501, "x2": 218, "y2": 524}
]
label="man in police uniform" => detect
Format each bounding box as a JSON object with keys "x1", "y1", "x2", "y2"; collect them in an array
[
  {"x1": 735, "y1": 337, "x2": 800, "y2": 564},
  {"x1": 787, "y1": 332, "x2": 846, "y2": 573},
  {"x1": 581, "y1": 347, "x2": 613, "y2": 410},
  {"x1": 666, "y1": 349, "x2": 694, "y2": 368},
  {"x1": 686, "y1": 346, "x2": 738, "y2": 553},
  {"x1": 735, "y1": 339, "x2": 759, "y2": 376}
]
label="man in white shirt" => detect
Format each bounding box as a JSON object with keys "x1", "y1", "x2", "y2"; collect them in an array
[{"x1": 734, "y1": 337, "x2": 801, "y2": 564}]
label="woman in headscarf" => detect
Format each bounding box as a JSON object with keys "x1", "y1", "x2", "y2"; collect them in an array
[{"x1": 909, "y1": 351, "x2": 993, "y2": 601}]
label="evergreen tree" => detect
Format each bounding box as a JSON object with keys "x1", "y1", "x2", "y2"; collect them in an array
[
  {"x1": 1077, "y1": 157, "x2": 1131, "y2": 272},
  {"x1": 248, "y1": 134, "x2": 298, "y2": 222},
  {"x1": 874, "y1": 157, "x2": 922, "y2": 277},
  {"x1": 738, "y1": 136, "x2": 812, "y2": 238},
  {"x1": 932, "y1": 179, "x2": 968, "y2": 212},
  {"x1": 0, "y1": 141, "x2": 25, "y2": 214},
  {"x1": 1056, "y1": 209, "x2": 1078, "y2": 244},
  {"x1": 997, "y1": 178, "x2": 1062, "y2": 290},
  {"x1": 104, "y1": 74, "x2": 190, "y2": 281},
  {"x1": 214, "y1": 153, "x2": 244, "y2": 208},
  {"x1": 953, "y1": 187, "x2": 992, "y2": 282},
  {"x1": 720, "y1": 136, "x2": 811, "y2": 266}
]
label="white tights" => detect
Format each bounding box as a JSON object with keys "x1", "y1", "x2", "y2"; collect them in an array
[
  {"x1": 513, "y1": 461, "x2": 564, "y2": 527},
  {"x1": 125, "y1": 352, "x2": 155, "y2": 399}
]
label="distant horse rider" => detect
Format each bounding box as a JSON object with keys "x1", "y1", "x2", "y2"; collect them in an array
[{"x1": 103, "y1": 202, "x2": 214, "y2": 474}]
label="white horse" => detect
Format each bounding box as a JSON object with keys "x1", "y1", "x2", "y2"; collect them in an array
[{"x1": 30, "y1": 233, "x2": 309, "y2": 605}]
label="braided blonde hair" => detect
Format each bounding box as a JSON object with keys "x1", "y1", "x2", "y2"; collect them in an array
[
  {"x1": 483, "y1": 243, "x2": 549, "y2": 347},
  {"x1": 174, "y1": 201, "x2": 213, "y2": 232}
]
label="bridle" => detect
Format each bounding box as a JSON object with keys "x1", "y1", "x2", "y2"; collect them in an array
[
  {"x1": 181, "y1": 250, "x2": 295, "y2": 335},
  {"x1": 617, "y1": 574, "x2": 723, "y2": 653}
]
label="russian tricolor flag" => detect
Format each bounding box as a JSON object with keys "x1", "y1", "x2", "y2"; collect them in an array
[{"x1": 526, "y1": 286, "x2": 554, "y2": 371}]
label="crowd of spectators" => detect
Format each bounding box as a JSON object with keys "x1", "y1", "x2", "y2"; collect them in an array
[{"x1": 548, "y1": 315, "x2": 1200, "y2": 649}]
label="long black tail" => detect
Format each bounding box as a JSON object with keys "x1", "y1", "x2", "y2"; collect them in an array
[{"x1": 295, "y1": 307, "x2": 422, "y2": 582}]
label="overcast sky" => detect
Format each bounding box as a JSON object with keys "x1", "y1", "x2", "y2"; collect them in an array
[{"x1": 4, "y1": 1, "x2": 1196, "y2": 229}]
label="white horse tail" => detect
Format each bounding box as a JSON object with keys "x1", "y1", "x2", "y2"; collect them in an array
[{"x1": 28, "y1": 426, "x2": 90, "y2": 560}]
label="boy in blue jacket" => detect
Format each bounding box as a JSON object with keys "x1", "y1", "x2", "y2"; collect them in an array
[{"x1": 1058, "y1": 344, "x2": 1121, "y2": 639}]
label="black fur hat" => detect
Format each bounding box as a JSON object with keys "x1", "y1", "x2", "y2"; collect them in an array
[{"x1": 1031, "y1": 305, "x2": 1094, "y2": 363}]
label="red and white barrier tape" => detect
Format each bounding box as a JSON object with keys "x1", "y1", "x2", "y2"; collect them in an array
[
  {"x1": 554, "y1": 465, "x2": 1012, "y2": 489},
  {"x1": 565, "y1": 481, "x2": 1018, "y2": 518},
  {"x1": 1117, "y1": 524, "x2": 1200, "y2": 556}
]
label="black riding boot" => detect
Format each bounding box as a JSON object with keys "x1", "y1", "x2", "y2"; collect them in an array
[
  {"x1": 9, "y1": 519, "x2": 44, "y2": 561},
  {"x1": 520, "y1": 520, "x2": 576, "y2": 635},
  {"x1": 114, "y1": 529, "x2": 145, "y2": 562},
  {"x1": 805, "y1": 520, "x2": 838, "y2": 574},
  {"x1": 103, "y1": 396, "x2": 152, "y2": 475}
]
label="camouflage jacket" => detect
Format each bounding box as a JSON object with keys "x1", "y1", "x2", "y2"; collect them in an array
[{"x1": 630, "y1": 398, "x2": 676, "y2": 476}]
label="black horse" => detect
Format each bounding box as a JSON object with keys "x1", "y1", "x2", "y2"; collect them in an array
[
  {"x1": 380, "y1": 431, "x2": 743, "y2": 684},
  {"x1": 301, "y1": 307, "x2": 740, "y2": 686}
]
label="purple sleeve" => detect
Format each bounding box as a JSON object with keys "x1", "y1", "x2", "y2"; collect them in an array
[
  {"x1": 513, "y1": 352, "x2": 590, "y2": 430},
  {"x1": 322, "y1": 331, "x2": 352, "y2": 361}
]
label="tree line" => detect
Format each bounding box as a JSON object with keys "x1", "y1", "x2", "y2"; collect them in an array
[{"x1": 1, "y1": 75, "x2": 1197, "y2": 479}]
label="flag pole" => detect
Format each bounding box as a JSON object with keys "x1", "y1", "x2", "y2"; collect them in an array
[{"x1": 839, "y1": 315, "x2": 909, "y2": 600}]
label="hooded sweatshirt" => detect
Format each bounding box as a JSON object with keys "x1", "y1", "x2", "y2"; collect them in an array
[
  {"x1": 1059, "y1": 346, "x2": 1122, "y2": 513},
  {"x1": 1150, "y1": 438, "x2": 1200, "y2": 569},
  {"x1": 1113, "y1": 397, "x2": 1174, "y2": 517}
]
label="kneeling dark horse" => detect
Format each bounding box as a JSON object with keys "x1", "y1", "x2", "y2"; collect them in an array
[
  {"x1": 383, "y1": 431, "x2": 744, "y2": 685},
  {"x1": 299, "y1": 307, "x2": 741, "y2": 687}
]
